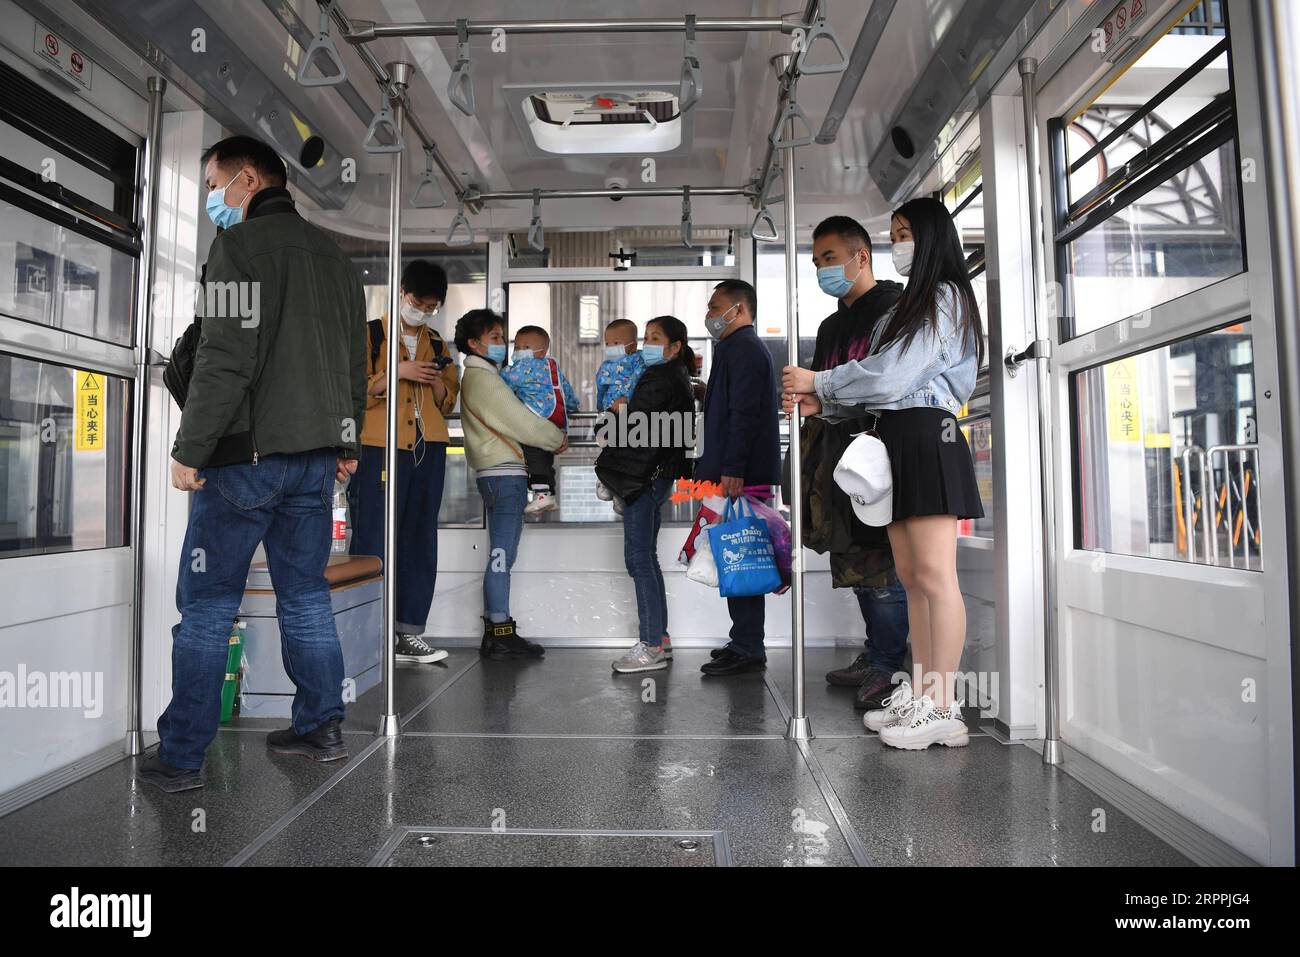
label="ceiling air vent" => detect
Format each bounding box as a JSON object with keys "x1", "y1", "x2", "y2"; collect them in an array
[{"x1": 521, "y1": 90, "x2": 683, "y2": 154}]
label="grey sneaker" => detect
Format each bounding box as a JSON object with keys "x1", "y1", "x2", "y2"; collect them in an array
[
  {"x1": 612, "y1": 641, "x2": 670, "y2": 674},
  {"x1": 395, "y1": 634, "x2": 449, "y2": 664}
]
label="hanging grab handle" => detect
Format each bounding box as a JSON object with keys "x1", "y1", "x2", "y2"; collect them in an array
[
  {"x1": 770, "y1": 99, "x2": 815, "y2": 149},
  {"x1": 527, "y1": 189, "x2": 545, "y2": 252},
  {"x1": 411, "y1": 148, "x2": 448, "y2": 208},
  {"x1": 759, "y1": 161, "x2": 784, "y2": 207},
  {"x1": 362, "y1": 103, "x2": 404, "y2": 153},
  {"x1": 796, "y1": 16, "x2": 849, "y2": 76},
  {"x1": 679, "y1": 15, "x2": 702, "y2": 113},
  {"x1": 680, "y1": 185, "x2": 694, "y2": 248},
  {"x1": 446, "y1": 202, "x2": 473, "y2": 246},
  {"x1": 297, "y1": 1, "x2": 348, "y2": 87},
  {"x1": 447, "y1": 19, "x2": 476, "y2": 116},
  {"x1": 751, "y1": 206, "x2": 779, "y2": 243}
]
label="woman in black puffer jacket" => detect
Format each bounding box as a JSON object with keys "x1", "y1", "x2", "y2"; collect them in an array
[{"x1": 597, "y1": 316, "x2": 698, "y2": 674}]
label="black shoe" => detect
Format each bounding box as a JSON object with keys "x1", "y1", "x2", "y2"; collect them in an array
[
  {"x1": 480, "y1": 617, "x2": 545, "y2": 660},
  {"x1": 826, "y1": 651, "x2": 873, "y2": 687},
  {"x1": 395, "y1": 633, "x2": 449, "y2": 664},
  {"x1": 700, "y1": 648, "x2": 767, "y2": 676},
  {"x1": 136, "y1": 752, "x2": 204, "y2": 793},
  {"x1": 854, "y1": 666, "x2": 900, "y2": 710},
  {"x1": 709, "y1": 644, "x2": 734, "y2": 659},
  {"x1": 266, "y1": 718, "x2": 348, "y2": 762}
]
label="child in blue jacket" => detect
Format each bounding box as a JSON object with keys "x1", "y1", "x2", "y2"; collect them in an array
[
  {"x1": 595, "y1": 319, "x2": 646, "y2": 505},
  {"x1": 501, "y1": 325, "x2": 580, "y2": 514}
]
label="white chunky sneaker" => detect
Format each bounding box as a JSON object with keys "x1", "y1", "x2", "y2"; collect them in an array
[
  {"x1": 863, "y1": 682, "x2": 914, "y2": 732},
  {"x1": 525, "y1": 491, "x2": 559, "y2": 514},
  {"x1": 612, "y1": 641, "x2": 670, "y2": 674},
  {"x1": 879, "y1": 696, "x2": 969, "y2": 750}
]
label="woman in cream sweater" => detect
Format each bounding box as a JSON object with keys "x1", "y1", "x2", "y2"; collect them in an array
[{"x1": 454, "y1": 309, "x2": 567, "y2": 659}]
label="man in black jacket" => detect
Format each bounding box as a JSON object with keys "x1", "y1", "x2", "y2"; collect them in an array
[
  {"x1": 138, "y1": 136, "x2": 367, "y2": 793},
  {"x1": 695, "y1": 280, "x2": 782, "y2": 676},
  {"x1": 805, "y1": 216, "x2": 910, "y2": 710}
]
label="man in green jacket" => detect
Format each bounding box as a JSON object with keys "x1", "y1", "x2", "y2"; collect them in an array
[{"x1": 138, "y1": 135, "x2": 368, "y2": 793}]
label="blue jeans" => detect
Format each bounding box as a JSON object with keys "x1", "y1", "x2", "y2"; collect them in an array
[
  {"x1": 854, "y1": 576, "x2": 909, "y2": 672},
  {"x1": 158, "y1": 450, "x2": 345, "y2": 770},
  {"x1": 476, "y1": 474, "x2": 528, "y2": 621},
  {"x1": 349, "y1": 441, "x2": 447, "y2": 634},
  {"x1": 622, "y1": 476, "x2": 673, "y2": 647}
]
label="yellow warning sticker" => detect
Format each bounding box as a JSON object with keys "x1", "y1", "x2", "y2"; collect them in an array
[
  {"x1": 1105, "y1": 356, "x2": 1141, "y2": 444},
  {"x1": 75, "y1": 370, "x2": 104, "y2": 451}
]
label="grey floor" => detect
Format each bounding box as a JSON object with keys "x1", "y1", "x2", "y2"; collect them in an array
[{"x1": 0, "y1": 647, "x2": 1192, "y2": 867}]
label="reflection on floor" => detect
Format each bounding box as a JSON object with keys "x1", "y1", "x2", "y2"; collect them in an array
[{"x1": 0, "y1": 648, "x2": 1191, "y2": 867}]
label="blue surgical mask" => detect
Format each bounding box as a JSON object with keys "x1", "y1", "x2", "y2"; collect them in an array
[
  {"x1": 604, "y1": 345, "x2": 629, "y2": 361},
  {"x1": 486, "y1": 343, "x2": 507, "y2": 364},
  {"x1": 642, "y1": 344, "x2": 667, "y2": 366},
  {"x1": 205, "y1": 171, "x2": 248, "y2": 230},
  {"x1": 512, "y1": 348, "x2": 538, "y2": 363},
  {"x1": 819, "y1": 253, "x2": 867, "y2": 298}
]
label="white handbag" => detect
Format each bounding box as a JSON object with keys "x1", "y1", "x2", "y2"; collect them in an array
[{"x1": 685, "y1": 526, "x2": 719, "y2": 588}]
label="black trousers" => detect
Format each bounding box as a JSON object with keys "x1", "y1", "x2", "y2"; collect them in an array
[{"x1": 522, "y1": 445, "x2": 556, "y2": 492}]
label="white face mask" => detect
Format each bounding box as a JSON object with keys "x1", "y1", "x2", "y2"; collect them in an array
[
  {"x1": 892, "y1": 241, "x2": 915, "y2": 277},
  {"x1": 400, "y1": 299, "x2": 437, "y2": 327}
]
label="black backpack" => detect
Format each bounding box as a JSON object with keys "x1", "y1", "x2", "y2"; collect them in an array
[{"x1": 367, "y1": 318, "x2": 447, "y2": 367}]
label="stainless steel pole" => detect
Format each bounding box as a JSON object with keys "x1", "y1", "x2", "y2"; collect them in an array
[
  {"x1": 1018, "y1": 57, "x2": 1062, "y2": 766},
  {"x1": 349, "y1": 17, "x2": 791, "y2": 41},
  {"x1": 777, "y1": 54, "x2": 811, "y2": 742},
  {"x1": 474, "y1": 186, "x2": 757, "y2": 202},
  {"x1": 126, "y1": 75, "x2": 166, "y2": 757},
  {"x1": 377, "y1": 62, "x2": 411, "y2": 738}
]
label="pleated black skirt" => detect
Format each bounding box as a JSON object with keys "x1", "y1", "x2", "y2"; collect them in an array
[{"x1": 873, "y1": 407, "x2": 985, "y2": 522}]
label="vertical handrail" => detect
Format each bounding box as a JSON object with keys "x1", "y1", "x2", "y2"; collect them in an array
[
  {"x1": 1206, "y1": 444, "x2": 1261, "y2": 569},
  {"x1": 1018, "y1": 57, "x2": 1063, "y2": 766},
  {"x1": 1179, "y1": 446, "x2": 1204, "y2": 562},
  {"x1": 126, "y1": 75, "x2": 166, "y2": 757},
  {"x1": 377, "y1": 63, "x2": 411, "y2": 738},
  {"x1": 778, "y1": 54, "x2": 811, "y2": 743}
]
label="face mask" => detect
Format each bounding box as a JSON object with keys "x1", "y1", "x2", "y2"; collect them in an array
[
  {"x1": 892, "y1": 241, "x2": 915, "y2": 277},
  {"x1": 512, "y1": 348, "x2": 539, "y2": 363},
  {"x1": 604, "y1": 344, "x2": 630, "y2": 361},
  {"x1": 485, "y1": 343, "x2": 508, "y2": 364},
  {"x1": 205, "y1": 171, "x2": 248, "y2": 230},
  {"x1": 642, "y1": 344, "x2": 668, "y2": 366},
  {"x1": 705, "y1": 303, "x2": 739, "y2": 340},
  {"x1": 400, "y1": 300, "x2": 436, "y2": 327},
  {"x1": 817, "y1": 252, "x2": 867, "y2": 299}
]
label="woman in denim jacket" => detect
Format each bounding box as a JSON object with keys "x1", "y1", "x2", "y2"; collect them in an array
[{"x1": 783, "y1": 197, "x2": 985, "y2": 751}]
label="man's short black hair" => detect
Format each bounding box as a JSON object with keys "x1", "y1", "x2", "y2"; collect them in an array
[
  {"x1": 513, "y1": 325, "x2": 550, "y2": 345},
  {"x1": 200, "y1": 135, "x2": 287, "y2": 187},
  {"x1": 454, "y1": 308, "x2": 505, "y2": 356},
  {"x1": 813, "y1": 215, "x2": 872, "y2": 257},
  {"x1": 713, "y1": 279, "x2": 757, "y2": 319},
  {"x1": 401, "y1": 259, "x2": 448, "y2": 303}
]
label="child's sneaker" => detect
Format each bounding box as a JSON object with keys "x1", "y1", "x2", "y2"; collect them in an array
[
  {"x1": 612, "y1": 495, "x2": 625, "y2": 516},
  {"x1": 863, "y1": 681, "x2": 914, "y2": 732},
  {"x1": 611, "y1": 641, "x2": 670, "y2": 674},
  {"x1": 660, "y1": 636, "x2": 673, "y2": 660},
  {"x1": 879, "y1": 696, "x2": 969, "y2": 750},
  {"x1": 595, "y1": 480, "x2": 613, "y2": 501},
  {"x1": 525, "y1": 490, "x2": 558, "y2": 514}
]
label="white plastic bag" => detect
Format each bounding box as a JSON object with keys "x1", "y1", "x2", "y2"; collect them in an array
[{"x1": 686, "y1": 526, "x2": 719, "y2": 587}]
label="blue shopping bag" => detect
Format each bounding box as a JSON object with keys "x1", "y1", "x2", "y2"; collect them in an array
[{"x1": 708, "y1": 497, "x2": 783, "y2": 598}]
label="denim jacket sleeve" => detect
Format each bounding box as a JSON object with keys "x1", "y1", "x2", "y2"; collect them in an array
[{"x1": 812, "y1": 284, "x2": 960, "y2": 412}]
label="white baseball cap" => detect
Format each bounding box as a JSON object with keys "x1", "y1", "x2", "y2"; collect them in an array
[{"x1": 833, "y1": 433, "x2": 893, "y2": 527}]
